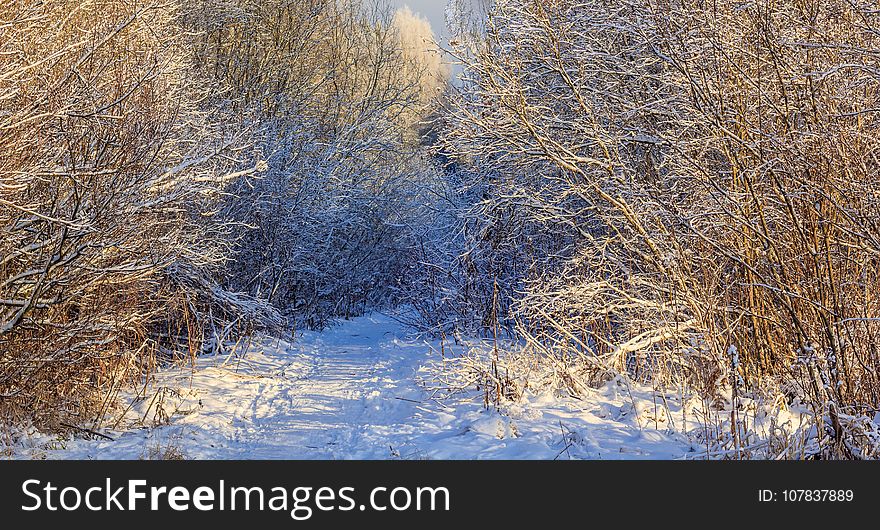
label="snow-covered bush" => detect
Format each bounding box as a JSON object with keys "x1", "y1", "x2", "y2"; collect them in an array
[
  {"x1": 0, "y1": 1, "x2": 277, "y2": 429},
  {"x1": 184, "y1": 0, "x2": 450, "y2": 328},
  {"x1": 438, "y1": 0, "x2": 880, "y2": 458}
]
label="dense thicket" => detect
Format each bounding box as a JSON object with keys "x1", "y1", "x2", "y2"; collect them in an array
[
  {"x1": 182, "y1": 0, "x2": 448, "y2": 328},
  {"x1": 0, "y1": 0, "x2": 444, "y2": 428},
  {"x1": 432, "y1": 0, "x2": 880, "y2": 458},
  {"x1": 5, "y1": 0, "x2": 878, "y2": 459},
  {"x1": 0, "y1": 1, "x2": 267, "y2": 428}
]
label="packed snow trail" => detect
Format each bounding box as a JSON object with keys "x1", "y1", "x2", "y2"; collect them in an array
[{"x1": 11, "y1": 314, "x2": 695, "y2": 460}]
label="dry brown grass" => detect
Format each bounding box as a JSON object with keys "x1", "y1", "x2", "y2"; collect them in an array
[{"x1": 141, "y1": 440, "x2": 188, "y2": 461}]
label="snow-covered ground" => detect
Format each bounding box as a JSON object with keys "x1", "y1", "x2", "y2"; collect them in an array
[{"x1": 7, "y1": 314, "x2": 699, "y2": 460}]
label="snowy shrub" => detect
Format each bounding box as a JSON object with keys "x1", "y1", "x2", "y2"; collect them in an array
[
  {"x1": 0, "y1": 1, "x2": 277, "y2": 429},
  {"x1": 184, "y1": 0, "x2": 450, "y2": 328},
  {"x1": 439, "y1": 0, "x2": 880, "y2": 458}
]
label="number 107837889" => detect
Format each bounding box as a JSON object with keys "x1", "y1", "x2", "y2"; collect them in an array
[{"x1": 759, "y1": 489, "x2": 854, "y2": 502}]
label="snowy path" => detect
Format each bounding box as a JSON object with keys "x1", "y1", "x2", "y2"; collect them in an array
[
  {"x1": 204, "y1": 316, "x2": 433, "y2": 459},
  {"x1": 11, "y1": 314, "x2": 694, "y2": 460}
]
